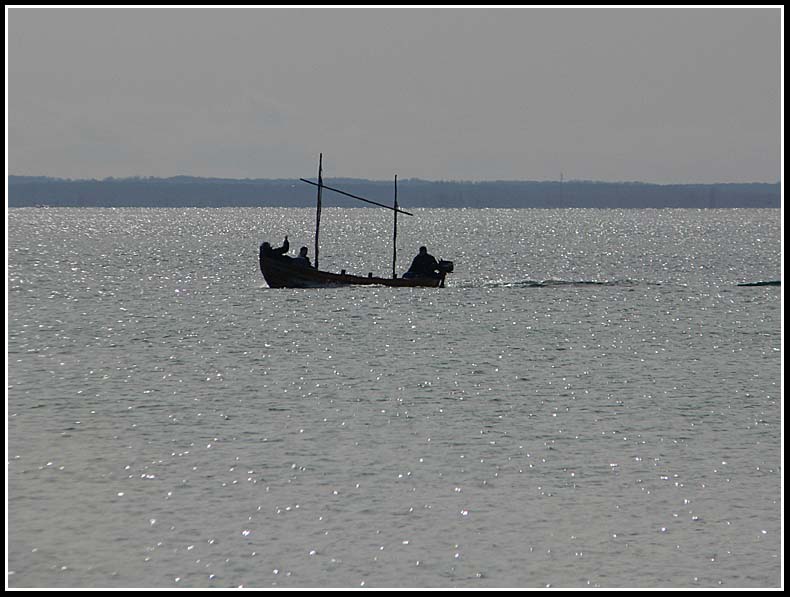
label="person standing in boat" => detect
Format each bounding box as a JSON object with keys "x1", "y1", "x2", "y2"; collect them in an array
[
  {"x1": 404, "y1": 246, "x2": 441, "y2": 278},
  {"x1": 294, "y1": 246, "x2": 313, "y2": 268}
]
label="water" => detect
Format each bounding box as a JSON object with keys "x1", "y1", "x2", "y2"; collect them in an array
[{"x1": 7, "y1": 207, "x2": 782, "y2": 588}]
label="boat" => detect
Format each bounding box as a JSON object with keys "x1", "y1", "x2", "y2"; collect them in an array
[
  {"x1": 260, "y1": 253, "x2": 452, "y2": 288},
  {"x1": 259, "y1": 154, "x2": 454, "y2": 289}
]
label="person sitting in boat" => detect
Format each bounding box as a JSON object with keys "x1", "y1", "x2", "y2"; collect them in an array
[
  {"x1": 404, "y1": 246, "x2": 441, "y2": 278},
  {"x1": 260, "y1": 235, "x2": 289, "y2": 260},
  {"x1": 294, "y1": 246, "x2": 313, "y2": 268}
]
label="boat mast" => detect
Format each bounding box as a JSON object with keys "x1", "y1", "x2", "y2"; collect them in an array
[
  {"x1": 392, "y1": 175, "x2": 398, "y2": 278},
  {"x1": 300, "y1": 163, "x2": 414, "y2": 276},
  {"x1": 315, "y1": 153, "x2": 323, "y2": 270}
]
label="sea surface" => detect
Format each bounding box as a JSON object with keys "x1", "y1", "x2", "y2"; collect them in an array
[{"x1": 7, "y1": 207, "x2": 783, "y2": 588}]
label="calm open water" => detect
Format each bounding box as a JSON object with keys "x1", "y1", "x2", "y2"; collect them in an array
[{"x1": 7, "y1": 207, "x2": 782, "y2": 588}]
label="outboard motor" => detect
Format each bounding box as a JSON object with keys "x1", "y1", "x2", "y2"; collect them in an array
[{"x1": 438, "y1": 260, "x2": 454, "y2": 274}]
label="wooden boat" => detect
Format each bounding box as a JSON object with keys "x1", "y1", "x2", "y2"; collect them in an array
[
  {"x1": 260, "y1": 253, "x2": 451, "y2": 288},
  {"x1": 260, "y1": 154, "x2": 454, "y2": 289}
]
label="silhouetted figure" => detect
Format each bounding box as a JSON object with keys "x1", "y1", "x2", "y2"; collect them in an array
[
  {"x1": 404, "y1": 246, "x2": 441, "y2": 278},
  {"x1": 260, "y1": 236, "x2": 289, "y2": 259},
  {"x1": 294, "y1": 246, "x2": 313, "y2": 268},
  {"x1": 260, "y1": 236, "x2": 289, "y2": 276}
]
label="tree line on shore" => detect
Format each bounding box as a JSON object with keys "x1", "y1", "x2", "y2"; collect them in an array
[{"x1": 8, "y1": 176, "x2": 780, "y2": 208}]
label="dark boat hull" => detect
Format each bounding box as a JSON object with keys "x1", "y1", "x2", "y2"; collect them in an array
[{"x1": 260, "y1": 255, "x2": 445, "y2": 288}]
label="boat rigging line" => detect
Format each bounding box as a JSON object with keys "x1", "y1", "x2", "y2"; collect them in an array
[{"x1": 299, "y1": 178, "x2": 415, "y2": 216}]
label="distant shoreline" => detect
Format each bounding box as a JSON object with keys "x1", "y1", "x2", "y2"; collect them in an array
[{"x1": 8, "y1": 176, "x2": 781, "y2": 208}]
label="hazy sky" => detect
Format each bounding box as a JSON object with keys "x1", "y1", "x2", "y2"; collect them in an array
[{"x1": 7, "y1": 6, "x2": 782, "y2": 182}]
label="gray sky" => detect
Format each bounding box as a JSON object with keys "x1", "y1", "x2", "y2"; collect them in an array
[{"x1": 7, "y1": 6, "x2": 782, "y2": 182}]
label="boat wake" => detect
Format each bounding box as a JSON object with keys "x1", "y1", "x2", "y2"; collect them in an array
[
  {"x1": 460, "y1": 278, "x2": 781, "y2": 289},
  {"x1": 472, "y1": 278, "x2": 654, "y2": 289}
]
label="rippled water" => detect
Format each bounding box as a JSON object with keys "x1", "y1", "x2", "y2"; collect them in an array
[{"x1": 7, "y1": 208, "x2": 782, "y2": 588}]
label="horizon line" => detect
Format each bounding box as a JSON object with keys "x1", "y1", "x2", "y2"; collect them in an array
[{"x1": 7, "y1": 174, "x2": 782, "y2": 186}]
